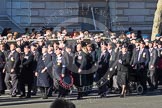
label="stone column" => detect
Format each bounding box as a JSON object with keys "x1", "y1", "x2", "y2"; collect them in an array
[{"x1": 151, "y1": 0, "x2": 162, "y2": 40}]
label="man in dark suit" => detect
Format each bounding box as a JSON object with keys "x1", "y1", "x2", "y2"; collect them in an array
[
  {"x1": 107, "y1": 42, "x2": 117, "y2": 90},
  {"x1": 86, "y1": 44, "x2": 96, "y2": 94},
  {"x1": 108, "y1": 42, "x2": 116, "y2": 69},
  {"x1": 30, "y1": 44, "x2": 40, "y2": 95},
  {"x1": 63, "y1": 44, "x2": 74, "y2": 74},
  {"x1": 130, "y1": 39, "x2": 140, "y2": 67},
  {"x1": 35, "y1": 45, "x2": 52, "y2": 99},
  {"x1": 19, "y1": 45, "x2": 34, "y2": 98},
  {"x1": 3, "y1": 43, "x2": 20, "y2": 97},
  {"x1": 110, "y1": 41, "x2": 122, "y2": 92},
  {"x1": 52, "y1": 48, "x2": 68, "y2": 98},
  {"x1": 129, "y1": 39, "x2": 140, "y2": 93},
  {"x1": 148, "y1": 41, "x2": 158, "y2": 89},
  {"x1": 134, "y1": 41, "x2": 150, "y2": 92},
  {"x1": 47, "y1": 44, "x2": 56, "y2": 97},
  {"x1": 93, "y1": 36, "x2": 102, "y2": 63},
  {"x1": 96, "y1": 41, "x2": 110, "y2": 98},
  {"x1": 156, "y1": 41, "x2": 162, "y2": 89},
  {"x1": 0, "y1": 44, "x2": 6, "y2": 95}
]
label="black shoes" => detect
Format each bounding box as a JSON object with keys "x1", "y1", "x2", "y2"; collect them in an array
[
  {"x1": 11, "y1": 95, "x2": 17, "y2": 97},
  {"x1": 19, "y1": 93, "x2": 31, "y2": 98},
  {"x1": 77, "y1": 96, "x2": 82, "y2": 100},
  {"x1": 19, "y1": 95, "x2": 25, "y2": 98},
  {"x1": 26, "y1": 95, "x2": 31, "y2": 98},
  {"x1": 42, "y1": 94, "x2": 48, "y2": 99},
  {"x1": 77, "y1": 94, "x2": 83, "y2": 100},
  {"x1": 31, "y1": 92, "x2": 37, "y2": 96},
  {"x1": 58, "y1": 94, "x2": 66, "y2": 98},
  {"x1": 120, "y1": 94, "x2": 125, "y2": 98},
  {"x1": 100, "y1": 93, "x2": 107, "y2": 98}
]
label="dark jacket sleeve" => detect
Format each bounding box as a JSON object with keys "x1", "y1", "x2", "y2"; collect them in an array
[
  {"x1": 46, "y1": 61, "x2": 53, "y2": 69},
  {"x1": 151, "y1": 49, "x2": 158, "y2": 66},
  {"x1": 145, "y1": 49, "x2": 150, "y2": 66},
  {"x1": 61, "y1": 57, "x2": 66, "y2": 74},
  {"x1": 80, "y1": 53, "x2": 87, "y2": 70},
  {"x1": 130, "y1": 48, "x2": 136, "y2": 65},
  {"x1": 122, "y1": 53, "x2": 131, "y2": 66},
  {"x1": 36, "y1": 57, "x2": 41, "y2": 72},
  {"x1": 13, "y1": 52, "x2": 20, "y2": 69},
  {"x1": 111, "y1": 51, "x2": 121, "y2": 69},
  {"x1": 23, "y1": 54, "x2": 34, "y2": 66},
  {"x1": 0, "y1": 53, "x2": 5, "y2": 68}
]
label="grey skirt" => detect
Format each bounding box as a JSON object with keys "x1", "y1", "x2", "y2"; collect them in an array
[{"x1": 117, "y1": 72, "x2": 127, "y2": 86}]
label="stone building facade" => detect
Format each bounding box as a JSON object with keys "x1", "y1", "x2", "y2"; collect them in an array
[{"x1": 0, "y1": 0, "x2": 157, "y2": 34}]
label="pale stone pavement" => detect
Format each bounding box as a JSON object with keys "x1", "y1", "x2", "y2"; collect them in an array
[{"x1": 0, "y1": 89, "x2": 162, "y2": 108}]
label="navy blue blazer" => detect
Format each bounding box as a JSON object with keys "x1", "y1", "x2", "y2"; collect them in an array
[{"x1": 134, "y1": 48, "x2": 150, "y2": 67}]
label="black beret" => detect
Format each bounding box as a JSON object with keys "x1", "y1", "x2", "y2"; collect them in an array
[
  {"x1": 117, "y1": 40, "x2": 122, "y2": 44},
  {"x1": 140, "y1": 41, "x2": 145, "y2": 45},
  {"x1": 24, "y1": 45, "x2": 30, "y2": 49},
  {"x1": 42, "y1": 45, "x2": 48, "y2": 48},
  {"x1": 158, "y1": 41, "x2": 162, "y2": 45},
  {"x1": 66, "y1": 44, "x2": 72, "y2": 49},
  {"x1": 30, "y1": 43, "x2": 37, "y2": 47},
  {"x1": 101, "y1": 41, "x2": 108, "y2": 46},
  {"x1": 122, "y1": 43, "x2": 128, "y2": 48},
  {"x1": 56, "y1": 48, "x2": 62, "y2": 50},
  {"x1": 81, "y1": 41, "x2": 87, "y2": 47}
]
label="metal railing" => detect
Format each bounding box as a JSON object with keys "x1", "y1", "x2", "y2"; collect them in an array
[{"x1": 3, "y1": 37, "x2": 109, "y2": 44}]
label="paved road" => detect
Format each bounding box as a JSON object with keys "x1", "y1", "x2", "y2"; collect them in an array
[{"x1": 0, "y1": 89, "x2": 162, "y2": 108}]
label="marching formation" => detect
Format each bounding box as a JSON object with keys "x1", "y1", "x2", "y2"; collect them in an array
[{"x1": 0, "y1": 27, "x2": 162, "y2": 100}]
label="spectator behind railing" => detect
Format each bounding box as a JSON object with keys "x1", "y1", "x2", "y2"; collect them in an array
[{"x1": 0, "y1": 27, "x2": 108, "y2": 43}]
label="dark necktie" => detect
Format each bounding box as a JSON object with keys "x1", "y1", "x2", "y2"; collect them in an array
[
  {"x1": 42, "y1": 55, "x2": 45, "y2": 60},
  {"x1": 8, "y1": 51, "x2": 13, "y2": 59},
  {"x1": 138, "y1": 50, "x2": 142, "y2": 61}
]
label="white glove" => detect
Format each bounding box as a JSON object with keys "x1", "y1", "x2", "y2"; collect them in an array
[
  {"x1": 118, "y1": 59, "x2": 122, "y2": 64},
  {"x1": 107, "y1": 75, "x2": 110, "y2": 80},
  {"x1": 109, "y1": 68, "x2": 113, "y2": 71}
]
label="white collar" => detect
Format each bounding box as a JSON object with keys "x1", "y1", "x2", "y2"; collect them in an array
[
  {"x1": 108, "y1": 49, "x2": 112, "y2": 53},
  {"x1": 11, "y1": 50, "x2": 15, "y2": 53},
  {"x1": 43, "y1": 53, "x2": 47, "y2": 56}
]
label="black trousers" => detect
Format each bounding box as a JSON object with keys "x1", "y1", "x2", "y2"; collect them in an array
[
  {"x1": 39, "y1": 87, "x2": 48, "y2": 97},
  {"x1": 58, "y1": 85, "x2": 69, "y2": 97},
  {"x1": 32, "y1": 76, "x2": 37, "y2": 94},
  {"x1": 98, "y1": 82, "x2": 108, "y2": 95},
  {"x1": 155, "y1": 68, "x2": 162, "y2": 88},
  {"x1": 0, "y1": 72, "x2": 3, "y2": 91},
  {"x1": 47, "y1": 73, "x2": 54, "y2": 96},
  {"x1": 4, "y1": 73, "x2": 18, "y2": 95},
  {"x1": 19, "y1": 79, "x2": 33, "y2": 96},
  {"x1": 137, "y1": 65, "x2": 147, "y2": 91}
]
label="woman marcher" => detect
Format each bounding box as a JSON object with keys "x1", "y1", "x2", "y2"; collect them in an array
[
  {"x1": 117, "y1": 43, "x2": 131, "y2": 98},
  {"x1": 73, "y1": 42, "x2": 89, "y2": 99}
]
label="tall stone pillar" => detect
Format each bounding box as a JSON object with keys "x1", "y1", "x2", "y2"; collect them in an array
[{"x1": 151, "y1": 0, "x2": 162, "y2": 40}]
